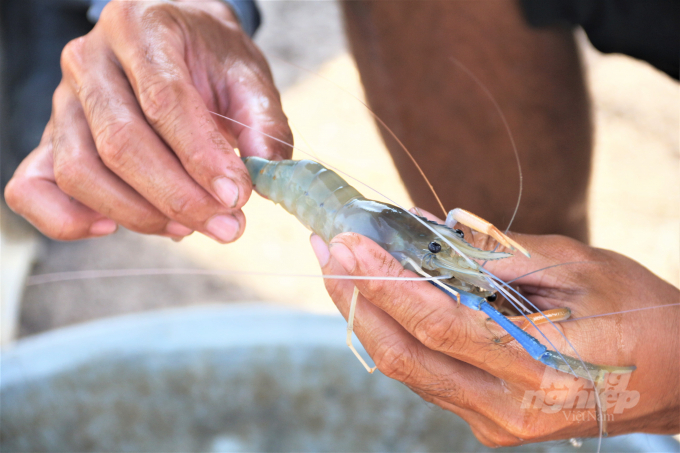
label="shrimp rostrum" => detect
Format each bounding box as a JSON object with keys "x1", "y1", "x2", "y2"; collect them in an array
[{"x1": 242, "y1": 156, "x2": 636, "y2": 381}]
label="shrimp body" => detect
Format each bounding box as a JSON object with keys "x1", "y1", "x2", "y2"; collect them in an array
[
  {"x1": 242, "y1": 157, "x2": 635, "y2": 380},
  {"x1": 244, "y1": 157, "x2": 504, "y2": 295}
]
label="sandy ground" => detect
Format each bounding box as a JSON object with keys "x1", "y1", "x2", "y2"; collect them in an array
[{"x1": 8, "y1": 2, "x2": 679, "y2": 336}]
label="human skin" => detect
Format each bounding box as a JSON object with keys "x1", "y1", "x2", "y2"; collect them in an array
[
  {"x1": 342, "y1": 0, "x2": 592, "y2": 242},
  {"x1": 4, "y1": 0, "x2": 678, "y2": 443},
  {"x1": 5, "y1": 0, "x2": 590, "y2": 244},
  {"x1": 4, "y1": 0, "x2": 292, "y2": 242},
  {"x1": 310, "y1": 221, "x2": 680, "y2": 446}
]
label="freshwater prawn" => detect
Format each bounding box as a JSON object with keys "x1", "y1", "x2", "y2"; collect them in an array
[{"x1": 239, "y1": 155, "x2": 636, "y2": 384}]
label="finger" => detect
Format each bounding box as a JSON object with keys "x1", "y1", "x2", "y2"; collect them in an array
[
  {"x1": 310, "y1": 234, "x2": 508, "y2": 411},
  {"x1": 50, "y1": 82, "x2": 192, "y2": 238},
  {"x1": 100, "y1": 4, "x2": 251, "y2": 210},
  {"x1": 326, "y1": 233, "x2": 549, "y2": 382},
  {"x1": 4, "y1": 123, "x2": 117, "y2": 240},
  {"x1": 216, "y1": 61, "x2": 294, "y2": 161},
  {"x1": 103, "y1": 3, "x2": 290, "y2": 209},
  {"x1": 166, "y1": 0, "x2": 294, "y2": 160},
  {"x1": 61, "y1": 34, "x2": 244, "y2": 243},
  {"x1": 178, "y1": 2, "x2": 294, "y2": 160}
]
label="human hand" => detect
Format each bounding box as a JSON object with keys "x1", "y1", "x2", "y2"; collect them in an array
[
  {"x1": 4, "y1": 0, "x2": 291, "y2": 242},
  {"x1": 310, "y1": 217, "x2": 679, "y2": 446}
]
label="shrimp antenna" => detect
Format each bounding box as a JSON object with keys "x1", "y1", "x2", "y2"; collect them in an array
[
  {"x1": 267, "y1": 54, "x2": 448, "y2": 217},
  {"x1": 505, "y1": 261, "x2": 590, "y2": 284},
  {"x1": 448, "y1": 57, "x2": 523, "y2": 234},
  {"x1": 25, "y1": 269, "x2": 451, "y2": 286},
  {"x1": 565, "y1": 303, "x2": 680, "y2": 323}
]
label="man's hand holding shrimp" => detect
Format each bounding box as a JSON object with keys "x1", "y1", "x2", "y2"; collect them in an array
[
  {"x1": 4, "y1": 0, "x2": 292, "y2": 242},
  {"x1": 310, "y1": 220, "x2": 679, "y2": 446}
]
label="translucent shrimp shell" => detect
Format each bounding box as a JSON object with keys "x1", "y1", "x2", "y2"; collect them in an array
[{"x1": 243, "y1": 157, "x2": 499, "y2": 286}]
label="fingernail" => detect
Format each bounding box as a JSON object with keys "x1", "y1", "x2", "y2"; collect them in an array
[
  {"x1": 310, "y1": 234, "x2": 330, "y2": 267},
  {"x1": 329, "y1": 242, "x2": 356, "y2": 273},
  {"x1": 213, "y1": 177, "x2": 239, "y2": 208},
  {"x1": 90, "y1": 219, "x2": 117, "y2": 236},
  {"x1": 166, "y1": 220, "x2": 193, "y2": 237},
  {"x1": 206, "y1": 215, "x2": 240, "y2": 243}
]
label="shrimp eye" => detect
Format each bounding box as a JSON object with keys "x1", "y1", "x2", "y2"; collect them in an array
[
  {"x1": 486, "y1": 293, "x2": 498, "y2": 302},
  {"x1": 455, "y1": 229, "x2": 464, "y2": 238},
  {"x1": 428, "y1": 241, "x2": 442, "y2": 253}
]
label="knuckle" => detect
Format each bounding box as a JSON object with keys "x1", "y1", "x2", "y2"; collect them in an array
[
  {"x1": 80, "y1": 83, "x2": 111, "y2": 128},
  {"x1": 470, "y1": 423, "x2": 527, "y2": 448},
  {"x1": 500, "y1": 415, "x2": 542, "y2": 442},
  {"x1": 4, "y1": 180, "x2": 83, "y2": 241},
  {"x1": 4, "y1": 178, "x2": 24, "y2": 213},
  {"x1": 372, "y1": 337, "x2": 417, "y2": 382},
  {"x1": 124, "y1": 213, "x2": 169, "y2": 235},
  {"x1": 95, "y1": 120, "x2": 135, "y2": 170},
  {"x1": 60, "y1": 38, "x2": 85, "y2": 77},
  {"x1": 164, "y1": 189, "x2": 214, "y2": 220},
  {"x1": 48, "y1": 217, "x2": 88, "y2": 241},
  {"x1": 361, "y1": 274, "x2": 391, "y2": 300},
  {"x1": 411, "y1": 308, "x2": 461, "y2": 352},
  {"x1": 474, "y1": 430, "x2": 520, "y2": 449},
  {"x1": 183, "y1": 147, "x2": 212, "y2": 174},
  {"x1": 165, "y1": 190, "x2": 193, "y2": 218},
  {"x1": 138, "y1": 77, "x2": 185, "y2": 129},
  {"x1": 52, "y1": 155, "x2": 80, "y2": 196}
]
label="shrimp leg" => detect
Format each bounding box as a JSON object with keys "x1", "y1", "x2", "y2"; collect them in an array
[
  {"x1": 446, "y1": 208, "x2": 531, "y2": 257},
  {"x1": 494, "y1": 308, "x2": 572, "y2": 344},
  {"x1": 347, "y1": 286, "x2": 377, "y2": 373}
]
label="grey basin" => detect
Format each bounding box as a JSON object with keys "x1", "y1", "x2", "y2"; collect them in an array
[{"x1": 1, "y1": 305, "x2": 677, "y2": 452}]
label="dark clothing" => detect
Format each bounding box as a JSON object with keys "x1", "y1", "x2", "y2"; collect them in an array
[
  {"x1": 1, "y1": 0, "x2": 94, "y2": 189},
  {"x1": 521, "y1": 0, "x2": 680, "y2": 80}
]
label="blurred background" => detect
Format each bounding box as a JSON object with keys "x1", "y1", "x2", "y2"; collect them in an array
[
  {"x1": 2, "y1": 0, "x2": 677, "y2": 338},
  {"x1": 1, "y1": 1, "x2": 678, "y2": 451}
]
